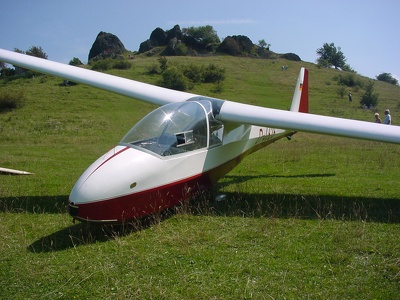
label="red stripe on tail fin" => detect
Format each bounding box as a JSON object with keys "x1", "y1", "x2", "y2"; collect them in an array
[
  {"x1": 299, "y1": 68, "x2": 308, "y2": 113},
  {"x1": 290, "y1": 68, "x2": 309, "y2": 113}
]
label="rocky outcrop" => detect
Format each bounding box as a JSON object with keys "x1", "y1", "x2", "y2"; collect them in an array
[
  {"x1": 88, "y1": 31, "x2": 126, "y2": 61},
  {"x1": 139, "y1": 25, "x2": 183, "y2": 54}
]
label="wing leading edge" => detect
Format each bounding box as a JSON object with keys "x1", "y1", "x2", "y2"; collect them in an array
[{"x1": 0, "y1": 48, "x2": 198, "y2": 106}]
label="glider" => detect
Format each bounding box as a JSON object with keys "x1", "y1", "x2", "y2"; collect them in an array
[
  {"x1": 1, "y1": 48, "x2": 399, "y2": 223},
  {"x1": 0, "y1": 167, "x2": 33, "y2": 175}
]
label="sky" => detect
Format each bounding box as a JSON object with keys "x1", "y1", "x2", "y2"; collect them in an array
[{"x1": 1, "y1": 0, "x2": 399, "y2": 80}]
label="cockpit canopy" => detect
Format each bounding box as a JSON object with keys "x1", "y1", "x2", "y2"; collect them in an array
[{"x1": 120, "y1": 100, "x2": 223, "y2": 156}]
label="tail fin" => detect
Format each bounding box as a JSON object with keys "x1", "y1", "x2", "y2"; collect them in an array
[{"x1": 290, "y1": 68, "x2": 308, "y2": 113}]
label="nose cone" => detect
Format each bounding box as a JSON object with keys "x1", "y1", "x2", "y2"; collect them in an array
[
  {"x1": 69, "y1": 145, "x2": 170, "y2": 221},
  {"x1": 70, "y1": 145, "x2": 151, "y2": 205},
  {"x1": 68, "y1": 144, "x2": 208, "y2": 222}
]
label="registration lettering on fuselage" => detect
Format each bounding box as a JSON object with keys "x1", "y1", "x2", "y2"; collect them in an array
[{"x1": 255, "y1": 128, "x2": 276, "y2": 144}]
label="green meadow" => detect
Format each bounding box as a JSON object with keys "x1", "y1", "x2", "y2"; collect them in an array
[{"x1": 1, "y1": 55, "x2": 400, "y2": 299}]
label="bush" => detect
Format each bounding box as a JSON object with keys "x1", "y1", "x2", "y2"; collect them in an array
[
  {"x1": 335, "y1": 73, "x2": 362, "y2": 87},
  {"x1": 112, "y1": 60, "x2": 132, "y2": 70},
  {"x1": 337, "y1": 86, "x2": 346, "y2": 99},
  {"x1": 174, "y1": 43, "x2": 188, "y2": 56},
  {"x1": 91, "y1": 59, "x2": 112, "y2": 71},
  {"x1": 211, "y1": 82, "x2": 224, "y2": 94},
  {"x1": 183, "y1": 63, "x2": 225, "y2": 84},
  {"x1": 146, "y1": 64, "x2": 161, "y2": 75},
  {"x1": 160, "y1": 67, "x2": 188, "y2": 91},
  {"x1": 203, "y1": 64, "x2": 225, "y2": 83},
  {"x1": 158, "y1": 57, "x2": 168, "y2": 72},
  {"x1": 360, "y1": 80, "x2": 379, "y2": 108},
  {"x1": 0, "y1": 91, "x2": 25, "y2": 112},
  {"x1": 183, "y1": 64, "x2": 204, "y2": 83}
]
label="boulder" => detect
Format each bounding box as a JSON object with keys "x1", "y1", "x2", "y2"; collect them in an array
[{"x1": 88, "y1": 31, "x2": 126, "y2": 61}]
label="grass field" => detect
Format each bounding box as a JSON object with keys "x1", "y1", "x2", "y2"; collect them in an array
[{"x1": 1, "y1": 55, "x2": 400, "y2": 299}]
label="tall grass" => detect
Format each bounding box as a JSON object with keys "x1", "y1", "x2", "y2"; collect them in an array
[{"x1": 1, "y1": 56, "x2": 400, "y2": 299}]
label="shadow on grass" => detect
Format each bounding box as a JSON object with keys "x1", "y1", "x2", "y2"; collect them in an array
[
  {"x1": 27, "y1": 211, "x2": 174, "y2": 253},
  {"x1": 26, "y1": 190, "x2": 400, "y2": 253},
  {"x1": 217, "y1": 173, "x2": 336, "y2": 189},
  {"x1": 206, "y1": 174, "x2": 400, "y2": 223},
  {"x1": 0, "y1": 195, "x2": 69, "y2": 214},
  {"x1": 1, "y1": 172, "x2": 398, "y2": 252},
  {"x1": 192, "y1": 191, "x2": 400, "y2": 224}
]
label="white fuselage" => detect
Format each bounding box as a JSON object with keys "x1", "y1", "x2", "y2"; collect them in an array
[{"x1": 69, "y1": 122, "x2": 289, "y2": 222}]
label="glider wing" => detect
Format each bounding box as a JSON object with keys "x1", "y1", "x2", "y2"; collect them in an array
[
  {"x1": 219, "y1": 68, "x2": 400, "y2": 144},
  {"x1": 0, "y1": 49, "x2": 197, "y2": 106}
]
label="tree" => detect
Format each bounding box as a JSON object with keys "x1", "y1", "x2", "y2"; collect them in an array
[
  {"x1": 26, "y1": 46, "x2": 48, "y2": 59},
  {"x1": 258, "y1": 39, "x2": 270, "y2": 50},
  {"x1": 182, "y1": 25, "x2": 220, "y2": 49},
  {"x1": 316, "y1": 43, "x2": 347, "y2": 69},
  {"x1": 376, "y1": 72, "x2": 399, "y2": 86},
  {"x1": 360, "y1": 80, "x2": 379, "y2": 108},
  {"x1": 69, "y1": 57, "x2": 83, "y2": 66},
  {"x1": 11, "y1": 47, "x2": 47, "y2": 76}
]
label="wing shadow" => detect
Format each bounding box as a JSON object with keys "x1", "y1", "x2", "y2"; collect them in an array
[
  {"x1": 27, "y1": 211, "x2": 174, "y2": 253},
  {"x1": 189, "y1": 191, "x2": 400, "y2": 224},
  {"x1": 0, "y1": 195, "x2": 68, "y2": 214},
  {"x1": 218, "y1": 173, "x2": 336, "y2": 189}
]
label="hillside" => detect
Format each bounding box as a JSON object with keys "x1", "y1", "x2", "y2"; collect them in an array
[{"x1": 1, "y1": 55, "x2": 400, "y2": 299}]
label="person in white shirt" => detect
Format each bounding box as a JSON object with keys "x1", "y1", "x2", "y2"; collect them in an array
[{"x1": 383, "y1": 109, "x2": 392, "y2": 125}]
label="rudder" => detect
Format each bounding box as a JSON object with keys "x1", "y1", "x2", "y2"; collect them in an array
[{"x1": 290, "y1": 68, "x2": 308, "y2": 113}]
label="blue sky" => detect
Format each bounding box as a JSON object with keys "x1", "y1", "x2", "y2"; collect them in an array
[{"x1": 1, "y1": 0, "x2": 399, "y2": 80}]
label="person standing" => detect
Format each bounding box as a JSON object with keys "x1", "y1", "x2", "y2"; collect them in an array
[
  {"x1": 374, "y1": 113, "x2": 381, "y2": 123},
  {"x1": 383, "y1": 109, "x2": 392, "y2": 125},
  {"x1": 348, "y1": 92, "x2": 352, "y2": 102}
]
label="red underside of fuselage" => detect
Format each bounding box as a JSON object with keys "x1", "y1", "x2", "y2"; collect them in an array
[{"x1": 70, "y1": 172, "x2": 212, "y2": 222}]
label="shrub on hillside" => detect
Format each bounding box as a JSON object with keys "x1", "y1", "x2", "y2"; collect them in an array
[
  {"x1": 174, "y1": 43, "x2": 188, "y2": 56},
  {"x1": 146, "y1": 64, "x2": 161, "y2": 75},
  {"x1": 0, "y1": 91, "x2": 25, "y2": 112},
  {"x1": 112, "y1": 60, "x2": 132, "y2": 70},
  {"x1": 183, "y1": 64, "x2": 204, "y2": 83},
  {"x1": 334, "y1": 73, "x2": 362, "y2": 89},
  {"x1": 360, "y1": 80, "x2": 379, "y2": 108},
  {"x1": 91, "y1": 59, "x2": 112, "y2": 71},
  {"x1": 183, "y1": 63, "x2": 225, "y2": 84},
  {"x1": 160, "y1": 67, "x2": 188, "y2": 91},
  {"x1": 203, "y1": 64, "x2": 225, "y2": 83}
]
